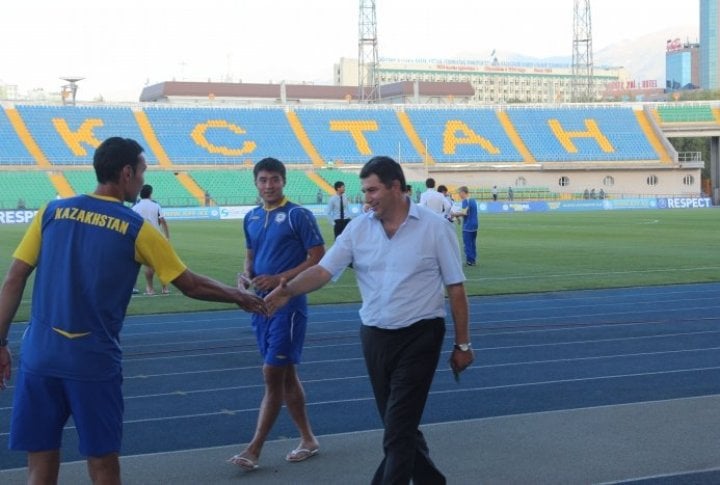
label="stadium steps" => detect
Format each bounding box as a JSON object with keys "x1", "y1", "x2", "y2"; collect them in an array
[
  {"x1": 497, "y1": 110, "x2": 536, "y2": 163},
  {"x1": 0, "y1": 172, "x2": 58, "y2": 209},
  {"x1": 49, "y1": 172, "x2": 75, "y2": 197},
  {"x1": 286, "y1": 111, "x2": 324, "y2": 166},
  {"x1": 133, "y1": 110, "x2": 173, "y2": 167},
  {"x1": 132, "y1": 110, "x2": 205, "y2": 203},
  {"x1": 633, "y1": 110, "x2": 672, "y2": 163},
  {"x1": 396, "y1": 111, "x2": 436, "y2": 165},
  {"x1": 175, "y1": 173, "x2": 205, "y2": 205},
  {"x1": 306, "y1": 171, "x2": 335, "y2": 195},
  {"x1": 4, "y1": 108, "x2": 52, "y2": 168},
  {"x1": 64, "y1": 171, "x2": 98, "y2": 195}
]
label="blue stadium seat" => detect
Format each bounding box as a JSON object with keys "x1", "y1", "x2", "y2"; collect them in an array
[
  {"x1": 293, "y1": 108, "x2": 419, "y2": 163},
  {"x1": 0, "y1": 110, "x2": 35, "y2": 165},
  {"x1": 14, "y1": 105, "x2": 153, "y2": 165},
  {"x1": 405, "y1": 108, "x2": 524, "y2": 163},
  {"x1": 142, "y1": 107, "x2": 307, "y2": 164},
  {"x1": 504, "y1": 107, "x2": 659, "y2": 162}
]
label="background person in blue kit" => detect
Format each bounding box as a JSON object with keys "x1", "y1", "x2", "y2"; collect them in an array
[
  {"x1": 0, "y1": 137, "x2": 266, "y2": 485},
  {"x1": 230, "y1": 157, "x2": 325, "y2": 472},
  {"x1": 452, "y1": 186, "x2": 479, "y2": 266}
]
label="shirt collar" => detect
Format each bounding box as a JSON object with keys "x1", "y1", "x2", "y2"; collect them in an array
[
  {"x1": 368, "y1": 197, "x2": 419, "y2": 222},
  {"x1": 88, "y1": 193, "x2": 123, "y2": 203},
  {"x1": 263, "y1": 197, "x2": 288, "y2": 211}
]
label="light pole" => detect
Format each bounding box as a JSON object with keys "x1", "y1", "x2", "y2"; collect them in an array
[{"x1": 60, "y1": 77, "x2": 84, "y2": 105}]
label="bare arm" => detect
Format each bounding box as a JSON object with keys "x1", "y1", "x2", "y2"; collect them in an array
[
  {"x1": 159, "y1": 217, "x2": 170, "y2": 239},
  {"x1": 264, "y1": 265, "x2": 333, "y2": 315},
  {"x1": 446, "y1": 283, "x2": 474, "y2": 375},
  {"x1": 0, "y1": 259, "x2": 34, "y2": 390},
  {"x1": 252, "y1": 245, "x2": 326, "y2": 292},
  {"x1": 171, "y1": 269, "x2": 266, "y2": 314},
  {"x1": 238, "y1": 248, "x2": 255, "y2": 290},
  {"x1": 451, "y1": 206, "x2": 467, "y2": 218}
]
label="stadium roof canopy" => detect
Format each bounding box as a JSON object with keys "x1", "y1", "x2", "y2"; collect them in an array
[{"x1": 139, "y1": 80, "x2": 475, "y2": 105}]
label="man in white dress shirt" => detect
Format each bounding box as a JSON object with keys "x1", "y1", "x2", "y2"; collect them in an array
[
  {"x1": 419, "y1": 178, "x2": 451, "y2": 216},
  {"x1": 265, "y1": 157, "x2": 474, "y2": 484}
]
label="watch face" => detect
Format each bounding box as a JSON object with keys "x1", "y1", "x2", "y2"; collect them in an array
[{"x1": 456, "y1": 344, "x2": 470, "y2": 351}]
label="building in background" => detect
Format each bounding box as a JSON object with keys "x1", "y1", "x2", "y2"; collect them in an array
[
  {"x1": 139, "y1": 80, "x2": 474, "y2": 104},
  {"x1": 665, "y1": 38, "x2": 700, "y2": 91},
  {"x1": 335, "y1": 57, "x2": 628, "y2": 104},
  {"x1": 0, "y1": 81, "x2": 18, "y2": 100},
  {"x1": 700, "y1": 0, "x2": 720, "y2": 89}
]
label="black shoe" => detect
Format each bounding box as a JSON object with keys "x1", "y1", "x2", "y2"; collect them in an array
[{"x1": 466, "y1": 262, "x2": 476, "y2": 266}]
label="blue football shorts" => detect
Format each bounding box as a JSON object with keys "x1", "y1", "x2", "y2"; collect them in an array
[
  {"x1": 10, "y1": 369, "x2": 123, "y2": 457},
  {"x1": 252, "y1": 309, "x2": 308, "y2": 366}
]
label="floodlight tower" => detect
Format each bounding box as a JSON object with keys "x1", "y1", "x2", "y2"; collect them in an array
[
  {"x1": 60, "y1": 77, "x2": 84, "y2": 106},
  {"x1": 571, "y1": 0, "x2": 594, "y2": 102},
  {"x1": 358, "y1": 0, "x2": 380, "y2": 102}
]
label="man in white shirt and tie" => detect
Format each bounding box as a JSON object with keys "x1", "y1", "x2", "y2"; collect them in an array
[{"x1": 327, "y1": 181, "x2": 352, "y2": 239}]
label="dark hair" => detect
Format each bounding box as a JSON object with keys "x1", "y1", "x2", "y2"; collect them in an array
[
  {"x1": 437, "y1": 184, "x2": 448, "y2": 194},
  {"x1": 360, "y1": 156, "x2": 406, "y2": 192},
  {"x1": 333, "y1": 181, "x2": 345, "y2": 190},
  {"x1": 140, "y1": 184, "x2": 153, "y2": 199},
  {"x1": 93, "y1": 137, "x2": 144, "y2": 184},
  {"x1": 425, "y1": 178, "x2": 436, "y2": 189},
  {"x1": 254, "y1": 157, "x2": 286, "y2": 182}
]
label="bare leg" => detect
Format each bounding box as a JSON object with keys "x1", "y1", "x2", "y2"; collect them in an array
[
  {"x1": 239, "y1": 364, "x2": 287, "y2": 461},
  {"x1": 87, "y1": 452, "x2": 121, "y2": 485},
  {"x1": 27, "y1": 450, "x2": 61, "y2": 485},
  {"x1": 143, "y1": 266, "x2": 155, "y2": 294},
  {"x1": 283, "y1": 365, "x2": 318, "y2": 451}
]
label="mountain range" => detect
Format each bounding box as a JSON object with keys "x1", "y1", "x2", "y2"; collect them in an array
[{"x1": 486, "y1": 25, "x2": 698, "y2": 83}]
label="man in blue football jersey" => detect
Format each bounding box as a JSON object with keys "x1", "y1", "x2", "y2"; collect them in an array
[
  {"x1": 453, "y1": 186, "x2": 479, "y2": 266},
  {"x1": 0, "y1": 137, "x2": 265, "y2": 484},
  {"x1": 229, "y1": 157, "x2": 325, "y2": 471}
]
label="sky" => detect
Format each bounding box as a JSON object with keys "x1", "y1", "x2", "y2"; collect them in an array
[{"x1": 0, "y1": 0, "x2": 699, "y2": 102}]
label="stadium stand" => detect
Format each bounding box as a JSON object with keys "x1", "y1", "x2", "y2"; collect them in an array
[
  {"x1": 503, "y1": 106, "x2": 660, "y2": 162},
  {"x1": 63, "y1": 170, "x2": 98, "y2": 195},
  {"x1": 292, "y1": 108, "x2": 419, "y2": 164},
  {"x1": 64, "y1": 170, "x2": 195, "y2": 207},
  {"x1": 0, "y1": 102, "x2": 709, "y2": 209},
  {"x1": 13, "y1": 105, "x2": 153, "y2": 165},
  {"x1": 142, "y1": 107, "x2": 307, "y2": 164},
  {"x1": 315, "y1": 168, "x2": 363, "y2": 200},
  {"x1": 283, "y1": 170, "x2": 326, "y2": 203},
  {"x1": 0, "y1": 109, "x2": 35, "y2": 165},
  {"x1": 139, "y1": 172, "x2": 196, "y2": 207},
  {"x1": 189, "y1": 169, "x2": 257, "y2": 206},
  {"x1": 3, "y1": 104, "x2": 670, "y2": 168},
  {"x1": 656, "y1": 104, "x2": 715, "y2": 123},
  {"x1": 404, "y1": 108, "x2": 525, "y2": 163},
  {"x1": 0, "y1": 172, "x2": 58, "y2": 209}
]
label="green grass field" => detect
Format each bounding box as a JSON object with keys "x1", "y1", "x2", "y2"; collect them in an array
[{"x1": 1, "y1": 208, "x2": 719, "y2": 322}]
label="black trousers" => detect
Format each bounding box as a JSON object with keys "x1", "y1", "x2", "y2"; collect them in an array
[
  {"x1": 333, "y1": 218, "x2": 350, "y2": 239},
  {"x1": 361, "y1": 318, "x2": 446, "y2": 485}
]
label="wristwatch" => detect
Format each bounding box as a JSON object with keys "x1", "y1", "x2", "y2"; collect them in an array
[
  {"x1": 0, "y1": 337, "x2": 8, "y2": 348},
  {"x1": 454, "y1": 343, "x2": 472, "y2": 352}
]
